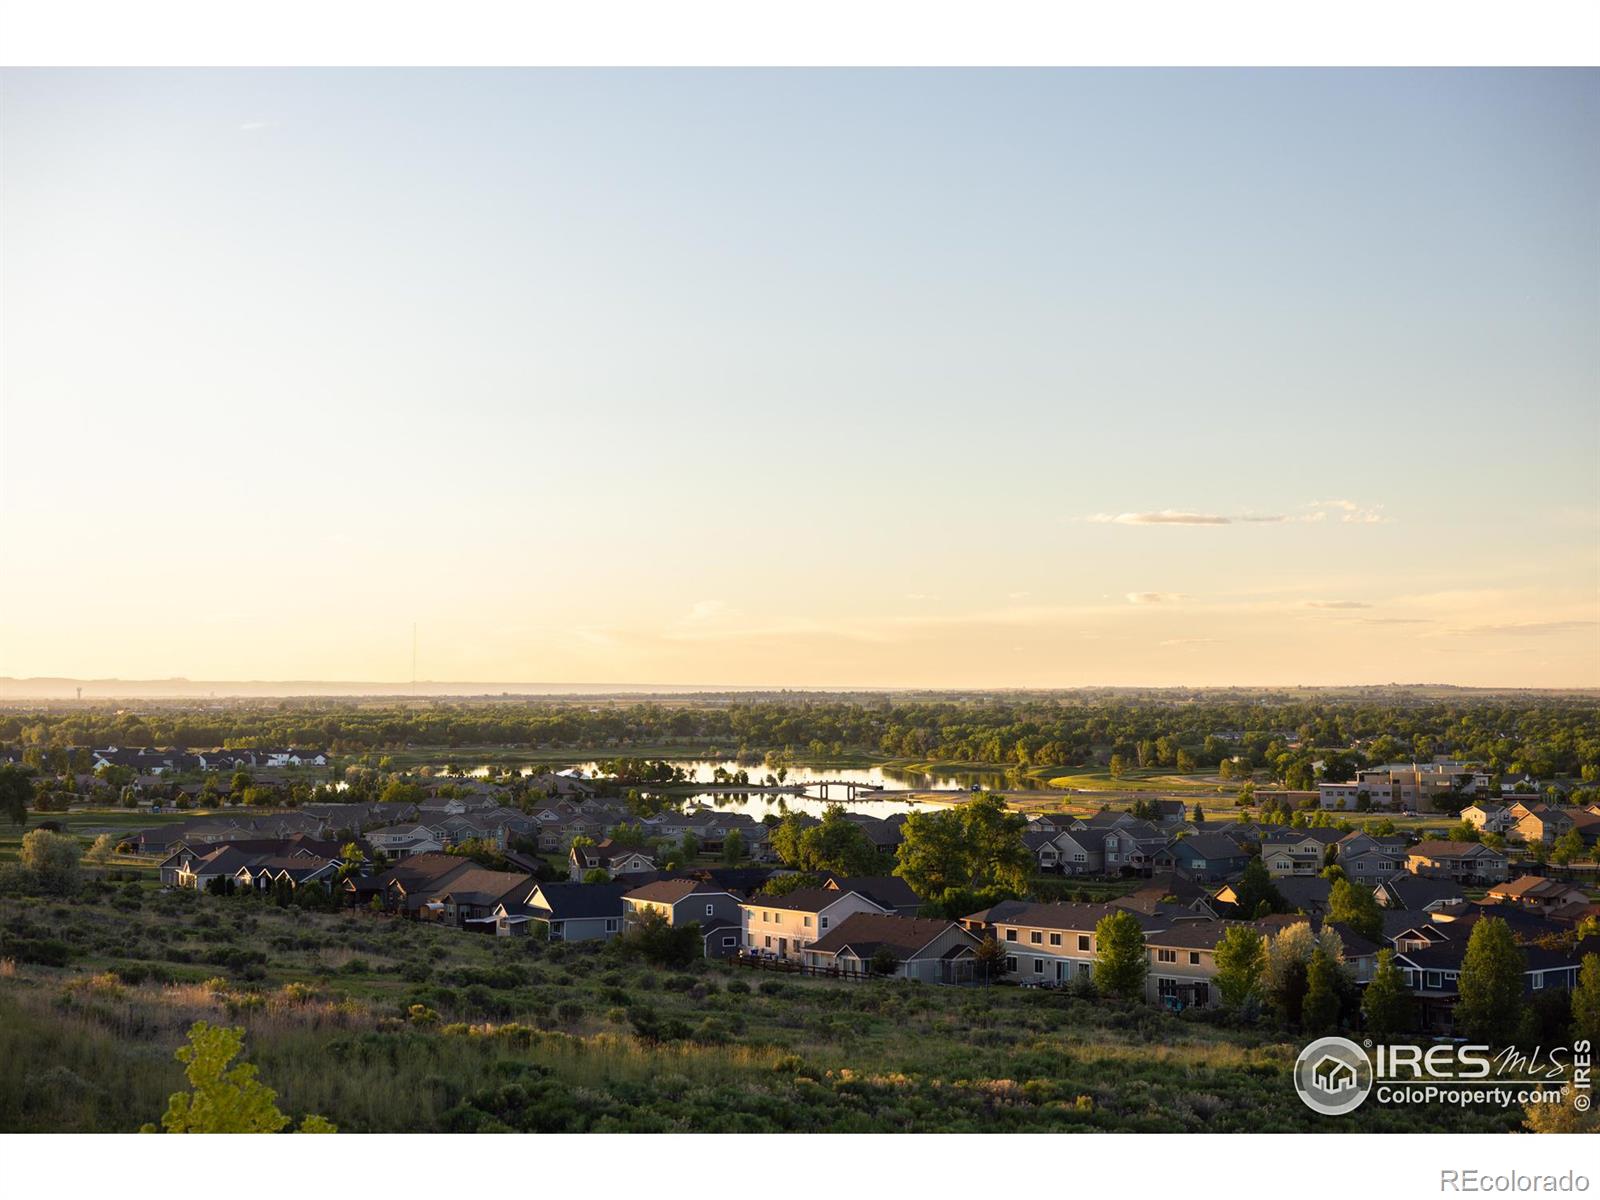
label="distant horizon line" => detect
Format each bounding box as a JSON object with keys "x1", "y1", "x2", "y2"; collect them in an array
[{"x1": 2, "y1": 675, "x2": 1596, "y2": 700}]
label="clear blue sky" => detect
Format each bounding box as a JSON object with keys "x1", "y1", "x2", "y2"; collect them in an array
[{"x1": 2, "y1": 69, "x2": 1596, "y2": 686}]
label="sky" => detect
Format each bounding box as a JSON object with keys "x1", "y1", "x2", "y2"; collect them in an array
[{"x1": 1, "y1": 68, "x2": 1597, "y2": 690}]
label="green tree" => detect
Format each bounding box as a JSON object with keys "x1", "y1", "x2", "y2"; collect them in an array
[
  {"x1": 1550, "y1": 828, "x2": 1586, "y2": 866},
  {"x1": 0, "y1": 764, "x2": 36, "y2": 825},
  {"x1": 721, "y1": 827, "x2": 746, "y2": 864},
  {"x1": 1213, "y1": 926, "x2": 1266, "y2": 1012},
  {"x1": 1093, "y1": 910, "x2": 1148, "y2": 1002},
  {"x1": 617, "y1": 909, "x2": 699, "y2": 968},
  {"x1": 20, "y1": 828, "x2": 81, "y2": 894},
  {"x1": 893, "y1": 794, "x2": 1030, "y2": 899},
  {"x1": 582, "y1": 867, "x2": 611, "y2": 884},
  {"x1": 1328, "y1": 877, "x2": 1382, "y2": 943},
  {"x1": 155, "y1": 1021, "x2": 335, "y2": 1133},
  {"x1": 1302, "y1": 948, "x2": 1341, "y2": 1033},
  {"x1": 1361, "y1": 949, "x2": 1415, "y2": 1039},
  {"x1": 1263, "y1": 922, "x2": 1342, "y2": 1027},
  {"x1": 1230, "y1": 857, "x2": 1284, "y2": 917},
  {"x1": 1569, "y1": 952, "x2": 1600, "y2": 1049},
  {"x1": 972, "y1": 935, "x2": 1008, "y2": 984},
  {"x1": 83, "y1": 832, "x2": 117, "y2": 866},
  {"x1": 1456, "y1": 917, "x2": 1526, "y2": 1044}
]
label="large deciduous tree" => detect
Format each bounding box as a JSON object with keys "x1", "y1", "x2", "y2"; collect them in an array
[
  {"x1": 1456, "y1": 917, "x2": 1526, "y2": 1044},
  {"x1": 893, "y1": 793, "x2": 1030, "y2": 899},
  {"x1": 1361, "y1": 949, "x2": 1414, "y2": 1039},
  {"x1": 0, "y1": 764, "x2": 36, "y2": 826},
  {"x1": 1213, "y1": 926, "x2": 1266, "y2": 1013},
  {"x1": 1093, "y1": 910, "x2": 1148, "y2": 1002}
]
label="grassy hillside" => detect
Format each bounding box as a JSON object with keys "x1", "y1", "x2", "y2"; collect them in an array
[{"x1": 0, "y1": 882, "x2": 1524, "y2": 1134}]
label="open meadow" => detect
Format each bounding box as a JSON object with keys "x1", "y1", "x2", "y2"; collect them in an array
[{"x1": 0, "y1": 880, "x2": 1528, "y2": 1134}]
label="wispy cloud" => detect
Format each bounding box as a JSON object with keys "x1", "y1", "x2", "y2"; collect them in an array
[
  {"x1": 1088, "y1": 501, "x2": 1390, "y2": 527},
  {"x1": 1310, "y1": 498, "x2": 1391, "y2": 524},
  {"x1": 1127, "y1": 592, "x2": 1188, "y2": 605},
  {"x1": 1304, "y1": 600, "x2": 1372, "y2": 610},
  {"x1": 1359, "y1": 617, "x2": 1432, "y2": 626},
  {"x1": 1457, "y1": 620, "x2": 1599, "y2": 637},
  {"x1": 684, "y1": 599, "x2": 738, "y2": 623},
  {"x1": 1090, "y1": 510, "x2": 1230, "y2": 526}
]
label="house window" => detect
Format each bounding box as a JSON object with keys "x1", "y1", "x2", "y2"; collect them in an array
[
  {"x1": 1005, "y1": 929, "x2": 1018, "y2": 942},
  {"x1": 1532, "y1": 972, "x2": 1544, "y2": 990},
  {"x1": 706, "y1": 904, "x2": 715, "y2": 916},
  {"x1": 1078, "y1": 935, "x2": 1090, "y2": 951},
  {"x1": 1157, "y1": 949, "x2": 1177, "y2": 963},
  {"x1": 820, "y1": 916, "x2": 829, "y2": 930},
  {"x1": 1033, "y1": 959, "x2": 1044, "y2": 974},
  {"x1": 1073, "y1": 853, "x2": 1086, "y2": 862},
  {"x1": 1425, "y1": 971, "x2": 1443, "y2": 990},
  {"x1": 764, "y1": 936, "x2": 772, "y2": 948},
  {"x1": 1005, "y1": 956, "x2": 1017, "y2": 972},
  {"x1": 1050, "y1": 933, "x2": 1062, "y2": 946},
  {"x1": 605, "y1": 919, "x2": 619, "y2": 933},
  {"x1": 804, "y1": 916, "x2": 812, "y2": 927},
  {"x1": 1030, "y1": 931, "x2": 1043, "y2": 944},
  {"x1": 1189, "y1": 952, "x2": 1200, "y2": 965},
  {"x1": 722, "y1": 936, "x2": 737, "y2": 948}
]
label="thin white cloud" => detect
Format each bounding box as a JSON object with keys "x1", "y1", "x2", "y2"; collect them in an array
[
  {"x1": 1457, "y1": 620, "x2": 1599, "y2": 637},
  {"x1": 1087, "y1": 502, "x2": 1390, "y2": 527},
  {"x1": 684, "y1": 599, "x2": 738, "y2": 623},
  {"x1": 1127, "y1": 592, "x2": 1188, "y2": 605},
  {"x1": 1090, "y1": 511, "x2": 1230, "y2": 526},
  {"x1": 1309, "y1": 498, "x2": 1391, "y2": 524},
  {"x1": 1304, "y1": 600, "x2": 1372, "y2": 610}
]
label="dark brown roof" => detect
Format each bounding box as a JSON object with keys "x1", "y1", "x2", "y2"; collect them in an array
[
  {"x1": 624, "y1": 878, "x2": 734, "y2": 904},
  {"x1": 804, "y1": 913, "x2": 972, "y2": 960}
]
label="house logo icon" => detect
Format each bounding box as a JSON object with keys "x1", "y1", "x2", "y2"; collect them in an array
[{"x1": 1294, "y1": 1037, "x2": 1373, "y2": 1116}]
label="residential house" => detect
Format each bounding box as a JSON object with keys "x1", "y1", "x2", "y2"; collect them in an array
[
  {"x1": 820, "y1": 874, "x2": 923, "y2": 917},
  {"x1": 973, "y1": 901, "x2": 1164, "y2": 987},
  {"x1": 1051, "y1": 827, "x2": 1108, "y2": 876},
  {"x1": 1405, "y1": 840, "x2": 1509, "y2": 884},
  {"x1": 1374, "y1": 874, "x2": 1469, "y2": 912},
  {"x1": 739, "y1": 888, "x2": 889, "y2": 962},
  {"x1": 1101, "y1": 821, "x2": 1168, "y2": 876},
  {"x1": 623, "y1": 878, "x2": 746, "y2": 957},
  {"x1": 436, "y1": 868, "x2": 535, "y2": 928},
  {"x1": 568, "y1": 839, "x2": 658, "y2": 880},
  {"x1": 1023, "y1": 829, "x2": 1063, "y2": 872},
  {"x1": 799, "y1": 914, "x2": 979, "y2": 983},
  {"x1": 1153, "y1": 832, "x2": 1252, "y2": 882},
  {"x1": 1508, "y1": 802, "x2": 1575, "y2": 847},
  {"x1": 1334, "y1": 831, "x2": 1408, "y2": 885},
  {"x1": 1484, "y1": 876, "x2": 1591, "y2": 913},
  {"x1": 366, "y1": 824, "x2": 446, "y2": 858},
  {"x1": 1259, "y1": 828, "x2": 1343, "y2": 877},
  {"x1": 1213, "y1": 875, "x2": 1333, "y2": 917},
  {"x1": 1459, "y1": 803, "x2": 1513, "y2": 835},
  {"x1": 496, "y1": 881, "x2": 630, "y2": 941},
  {"x1": 1389, "y1": 922, "x2": 1594, "y2": 1033}
]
